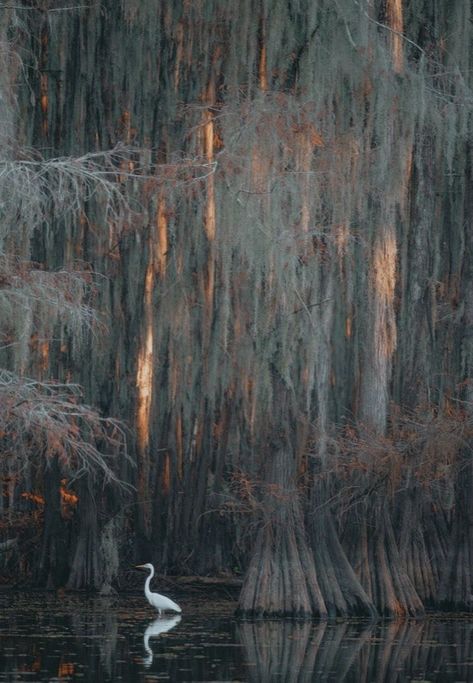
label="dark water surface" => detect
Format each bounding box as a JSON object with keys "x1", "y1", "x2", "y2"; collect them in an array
[{"x1": 1, "y1": 593, "x2": 473, "y2": 681}]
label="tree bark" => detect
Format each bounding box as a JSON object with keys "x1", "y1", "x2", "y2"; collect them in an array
[
  {"x1": 237, "y1": 444, "x2": 326, "y2": 618},
  {"x1": 345, "y1": 498, "x2": 424, "y2": 617},
  {"x1": 238, "y1": 372, "x2": 326, "y2": 618},
  {"x1": 67, "y1": 477, "x2": 101, "y2": 590},
  {"x1": 308, "y1": 505, "x2": 378, "y2": 618},
  {"x1": 38, "y1": 456, "x2": 68, "y2": 589}
]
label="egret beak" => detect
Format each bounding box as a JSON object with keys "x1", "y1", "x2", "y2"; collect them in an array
[{"x1": 135, "y1": 564, "x2": 146, "y2": 569}]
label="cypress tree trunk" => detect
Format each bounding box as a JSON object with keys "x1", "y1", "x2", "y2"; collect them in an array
[
  {"x1": 38, "y1": 456, "x2": 68, "y2": 588},
  {"x1": 346, "y1": 499, "x2": 424, "y2": 617},
  {"x1": 238, "y1": 374, "x2": 326, "y2": 618},
  {"x1": 437, "y1": 147, "x2": 473, "y2": 608},
  {"x1": 67, "y1": 478, "x2": 101, "y2": 590},
  {"x1": 397, "y1": 484, "x2": 444, "y2": 607},
  {"x1": 309, "y1": 505, "x2": 377, "y2": 618},
  {"x1": 438, "y1": 465, "x2": 473, "y2": 609},
  {"x1": 353, "y1": 214, "x2": 424, "y2": 616}
]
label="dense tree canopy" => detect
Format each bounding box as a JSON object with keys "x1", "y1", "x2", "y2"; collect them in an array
[{"x1": 1, "y1": 0, "x2": 472, "y2": 616}]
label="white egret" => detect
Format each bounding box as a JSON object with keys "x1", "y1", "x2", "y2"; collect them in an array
[{"x1": 135, "y1": 563, "x2": 182, "y2": 616}]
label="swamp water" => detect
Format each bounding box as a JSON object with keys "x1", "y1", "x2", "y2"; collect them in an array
[{"x1": 1, "y1": 594, "x2": 473, "y2": 681}]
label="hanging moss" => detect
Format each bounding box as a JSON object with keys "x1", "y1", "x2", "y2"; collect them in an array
[{"x1": 1, "y1": 0, "x2": 473, "y2": 611}]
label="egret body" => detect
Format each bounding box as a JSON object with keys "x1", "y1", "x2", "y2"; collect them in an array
[{"x1": 136, "y1": 563, "x2": 182, "y2": 616}]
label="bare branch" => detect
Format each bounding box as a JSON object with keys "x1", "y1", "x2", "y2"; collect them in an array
[{"x1": 0, "y1": 369, "x2": 131, "y2": 488}]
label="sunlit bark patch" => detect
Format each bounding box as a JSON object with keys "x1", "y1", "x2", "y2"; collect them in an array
[
  {"x1": 259, "y1": 42, "x2": 268, "y2": 91},
  {"x1": 136, "y1": 332, "x2": 153, "y2": 452},
  {"x1": 204, "y1": 175, "x2": 216, "y2": 242},
  {"x1": 155, "y1": 195, "x2": 168, "y2": 278},
  {"x1": 202, "y1": 82, "x2": 216, "y2": 242},
  {"x1": 373, "y1": 230, "x2": 397, "y2": 359},
  {"x1": 135, "y1": 253, "x2": 155, "y2": 535},
  {"x1": 345, "y1": 315, "x2": 352, "y2": 339},
  {"x1": 38, "y1": 340, "x2": 49, "y2": 373},
  {"x1": 386, "y1": 0, "x2": 404, "y2": 74},
  {"x1": 200, "y1": 79, "x2": 218, "y2": 339},
  {"x1": 136, "y1": 260, "x2": 154, "y2": 454}
]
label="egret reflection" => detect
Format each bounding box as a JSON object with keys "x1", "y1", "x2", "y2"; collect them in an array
[{"x1": 142, "y1": 614, "x2": 181, "y2": 668}]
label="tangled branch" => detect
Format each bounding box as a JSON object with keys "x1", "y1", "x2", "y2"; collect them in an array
[{"x1": 0, "y1": 369, "x2": 130, "y2": 487}]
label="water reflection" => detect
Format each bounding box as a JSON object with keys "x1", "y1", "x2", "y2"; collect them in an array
[
  {"x1": 142, "y1": 614, "x2": 181, "y2": 668},
  {"x1": 238, "y1": 618, "x2": 473, "y2": 682},
  {"x1": 2, "y1": 594, "x2": 473, "y2": 681},
  {"x1": 239, "y1": 620, "x2": 369, "y2": 682},
  {"x1": 69, "y1": 597, "x2": 118, "y2": 679}
]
